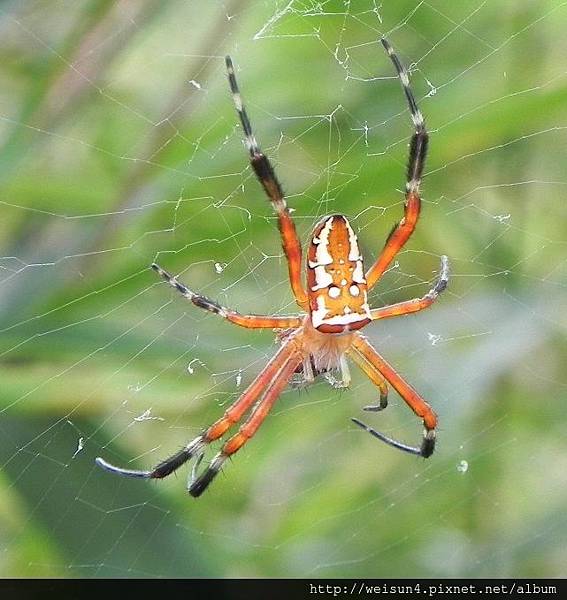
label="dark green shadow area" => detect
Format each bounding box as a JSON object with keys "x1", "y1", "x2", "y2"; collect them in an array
[{"x1": 0, "y1": 415, "x2": 212, "y2": 578}]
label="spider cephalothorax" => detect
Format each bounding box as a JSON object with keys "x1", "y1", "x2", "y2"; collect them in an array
[{"x1": 96, "y1": 38, "x2": 449, "y2": 497}]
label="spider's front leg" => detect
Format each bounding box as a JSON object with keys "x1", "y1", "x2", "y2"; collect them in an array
[
  {"x1": 370, "y1": 255, "x2": 449, "y2": 321},
  {"x1": 152, "y1": 262, "x2": 302, "y2": 329},
  {"x1": 225, "y1": 56, "x2": 308, "y2": 310},
  {"x1": 366, "y1": 38, "x2": 430, "y2": 291}
]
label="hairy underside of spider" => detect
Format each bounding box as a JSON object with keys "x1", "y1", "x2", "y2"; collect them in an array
[{"x1": 96, "y1": 38, "x2": 449, "y2": 497}]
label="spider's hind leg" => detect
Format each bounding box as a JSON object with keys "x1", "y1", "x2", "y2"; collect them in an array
[
  {"x1": 96, "y1": 334, "x2": 302, "y2": 493},
  {"x1": 189, "y1": 352, "x2": 302, "y2": 497},
  {"x1": 95, "y1": 435, "x2": 205, "y2": 480}
]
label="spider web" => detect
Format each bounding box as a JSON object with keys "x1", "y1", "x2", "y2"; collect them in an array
[{"x1": 1, "y1": 0, "x2": 566, "y2": 578}]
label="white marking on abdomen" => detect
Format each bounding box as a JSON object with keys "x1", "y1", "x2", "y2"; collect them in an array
[
  {"x1": 316, "y1": 312, "x2": 369, "y2": 326},
  {"x1": 352, "y1": 260, "x2": 366, "y2": 284},
  {"x1": 311, "y1": 296, "x2": 330, "y2": 329},
  {"x1": 310, "y1": 217, "x2": 334, "y2": 267},
  {"x1": 310, "y1": 265, "x2": 333, "y2": 291},
  {"x1": 345, "y1": 219, "x2": 362, "y2": 261},
  {"x1": 311, "y1": 295, "x2": 371, "y2": 329}
]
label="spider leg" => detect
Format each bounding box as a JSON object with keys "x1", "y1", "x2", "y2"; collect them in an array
[
  {"x1": 352, "y1": 418, "x2": 428, "y2": 456},
  {"x1": 95, "y1": 333, "x2": 302, "y2": 482},
  {"x1": 96, "y1": 443, "x2": 200, "y2": 480},
  {"x1": 350, "y1": 334, "x2": 436, "y2": 457},
  {"x1": 225, "y1": 57, "x2": 308, "y2": 310},
  {"x1": 370, "y1": 255, "x2": 449, "y2": 320},
  {"x1": 189, "y1": 350, "x2": 302, "y2": 497},
  {"x1": 347, "y1": 347, "x2": 388, "y2": 411},
  {"x1": 152, "y1": 263, "x2": 302, "y2": 329},
  {"x1": 366, "y1": 38, "x2": 430, "y2": 290},
  {"x1": 189, "y1": 451, "x2": 204, "y2": 487}
]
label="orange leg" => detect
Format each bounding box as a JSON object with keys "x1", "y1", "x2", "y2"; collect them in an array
[
  {"x1": 202, "y1": 336, "x2": 301, "y2": 442},
  {"x1": 226, "y1": 57, "x2": 308, "y2": 309},
  {"x1": 96, "y1": 333, "x2": 303, "y2": 481},
  {"x1": 370, "y1": 255, "x2": 449, "y2": 320},
  {"x1": 366, "y1": 39, "x2": 429, "y2": 290},
  {"x1": 351, "y1": 335, "x2": 436, "y2": 457},
  {"x1": 152, "y1": 263, "x2": 302, "y2": 329},
  {"x1": 189, "y1": 350, "x2": 302, "y2": 497},
  {"x1": 347, "y1": 348, "x2": 389, "y2": 411},
  {"x1": 365, "y1": 192, "x2": 421, "y2": 290}
]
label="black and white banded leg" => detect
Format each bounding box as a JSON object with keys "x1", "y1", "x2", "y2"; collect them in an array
[
  {"x1": 225, "y1": 56, "x2": 308, "y2": 308},
  {"x1": 366, "y1": 38, "x2": 430, "y2": 289},
  {"x1": 152, "y1": 263, "x2": 301, "y2": 329}
]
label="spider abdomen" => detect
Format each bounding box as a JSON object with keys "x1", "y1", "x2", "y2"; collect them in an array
[{"x1": 306, "y1": 214, "x2": 371, "y2": 333}]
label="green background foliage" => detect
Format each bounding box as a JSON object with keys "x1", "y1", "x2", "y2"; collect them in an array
[{"x1": 1, "y1": 0, "x2": 566, "y2": 578}]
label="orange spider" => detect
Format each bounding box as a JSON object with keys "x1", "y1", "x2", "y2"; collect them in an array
[{"x1": 96, "y1": 38, "x2": 449, "y2": 497}]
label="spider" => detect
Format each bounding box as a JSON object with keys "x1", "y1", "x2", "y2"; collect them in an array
[{"x1": 96, "y1": 38, "x2": 449, "y2": 497}]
